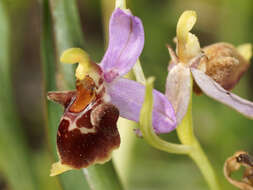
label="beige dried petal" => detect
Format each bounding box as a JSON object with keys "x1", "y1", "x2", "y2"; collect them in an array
[
  {"x1": 200, "y1": 42, "x2": 250, "y2": 91},
  {"x1": 224, "y1": 151, "x2": 253, "y2": 190}
]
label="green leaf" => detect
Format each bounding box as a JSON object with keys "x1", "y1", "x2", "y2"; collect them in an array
[
  {"x1": 41, "y1": 0, "x2": 89, "y2": 189},
  {"x1": 49, "y1": 0, "x2": 85, "y2": 89}
]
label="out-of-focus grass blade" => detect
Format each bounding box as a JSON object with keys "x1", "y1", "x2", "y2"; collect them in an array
[
  {"x1": 47, "y1": 0, "x2": 124, "y2": 189},
  {"x1": 41, "y1": 0, "x2": 90, "y2": 189},
  {"x1": 0, "y1": 2, "x2": 39, "y2": 190},
  {"x1": 49, "y1": 0, "x2": 85, "y2": 89}
]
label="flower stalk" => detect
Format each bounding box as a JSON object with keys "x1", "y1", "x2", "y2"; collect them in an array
[
  {"x1": 115, "y1": 0, "x2": 126, "y2": 9},
  {"x1": 176, "y1": 78, "x2": 220, "y2": 190},
  {"x1": 140, "y1": 76, "x2": 220, "y2": 190},
  {"x1": 140, "y1": 77, "x2": 192, "y2": 154},
  {"x1": 138, "y1": 9, "x2": 220, "y2": 190}
]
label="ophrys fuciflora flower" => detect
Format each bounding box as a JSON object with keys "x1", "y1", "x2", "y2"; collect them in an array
[{"x1": 48, "y1": 8, "x2": 177, "y2": 176}]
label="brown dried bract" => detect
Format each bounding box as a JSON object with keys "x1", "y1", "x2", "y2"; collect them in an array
[{"x1": 224, "y1": 151, "x2": 253, "y2": 190}]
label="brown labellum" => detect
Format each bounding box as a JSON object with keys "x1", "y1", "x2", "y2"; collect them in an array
[
  {"x1": 57, "y1": 103, "x2": 120, "y2": 169},
  {"x1": 224, "y1": 151, "x2": 253, "y2": 190},
  {"x1": 48, "y1": 75, "x2": 120, "y2": 173}
]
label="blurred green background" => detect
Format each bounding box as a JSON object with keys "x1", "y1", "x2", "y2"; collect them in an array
[{"x1": 0, "y1": 0, "x2": 253, "y2": 189}]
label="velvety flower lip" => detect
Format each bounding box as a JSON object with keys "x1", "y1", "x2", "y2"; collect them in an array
[
  {"x1": 165, "y1": 10, "x2": 253, "y2": 125},
  {"x1": 100, "y1": 8, "x2": 145, "y2": 83}
]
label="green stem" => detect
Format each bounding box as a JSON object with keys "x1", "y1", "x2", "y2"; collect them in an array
[
  {"x1": 49, "y1": 0, "x2": 85, "y2": 89},
  {"x1": 101, "y1": 0, "x2": 114, "y2": 46},
  {"x1": 176, "y1": 82, "x2": 220, "y2": 190},
  {"x1": 141, "y1": 76, "x2": 220, "y2": 189},
  {"x1": 115, "y1": 0, "x2": 126, "y2": 9},
  {"x1": 189, "y1": 143, "x2": 220, "y2": 190},
  {"x1": 140, "y1": 77, "x2": 192, "y2": 155}
]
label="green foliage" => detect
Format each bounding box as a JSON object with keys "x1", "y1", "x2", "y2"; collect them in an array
[
  {"x1": 0, "y1": 0, "x2": 253, "y2": 189},
  {"x1": 0, "y1": 1, "x2": 39, "y2": 190}
]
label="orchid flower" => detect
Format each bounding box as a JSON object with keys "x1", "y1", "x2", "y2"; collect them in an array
[
  {"x1": 166, "y1": 10, "x2": 253, "y2": 125},
  {"x1": 47, "y1": 8, "x2": 176, "y2": 176}
]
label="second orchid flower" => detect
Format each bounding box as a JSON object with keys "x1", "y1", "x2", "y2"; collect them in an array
[{"x1": 166, "y1": 10, "x2": 253, "y2": 125}]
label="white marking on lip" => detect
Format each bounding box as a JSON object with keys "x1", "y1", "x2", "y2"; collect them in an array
[
  {"x1": 103, "y1": 93, "x2": 111, "y2": 102},
  {"x1": 62, "y1": 103, "x2": 97, "y2": 134},
  {"x1": 79, "y1": 127, "x2": 96, "y2": 134},
  {"x1": 96, "y1": 84, "x2": 104, "y2": 94},
  {"x1": 89, "y1": 71, "x2": 101, "y2": 87}
]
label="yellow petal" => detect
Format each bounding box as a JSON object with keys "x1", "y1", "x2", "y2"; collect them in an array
[
  {"x1": 60, "y1": 48, "x2": 89, "y2": 64},
  {"x1": 176, "y1": 10, "x2": 200, "y2": 62},
  {"x1": 237, "y1": 43, "x2": 252, "y2": 62},
  {"x1": 60, "y1": 48, "x2": 92, "y2": 80},
  {"x1": 50, "y1": 161, "x2": 73, "y2": 176}
]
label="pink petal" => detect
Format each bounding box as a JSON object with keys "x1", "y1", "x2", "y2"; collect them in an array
[
  {"x1": 107, "y1": 78, "x2": 177, "y2": 133},
  {"x1": 100, "y1": 8, "x2": 144, "y2": 82},
  {"x1": 191, "y1": 68, "x2": 253, "y2": 119},
  {"x1": 165, "y1": 64, "x2": 191, "y2": 125}
]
